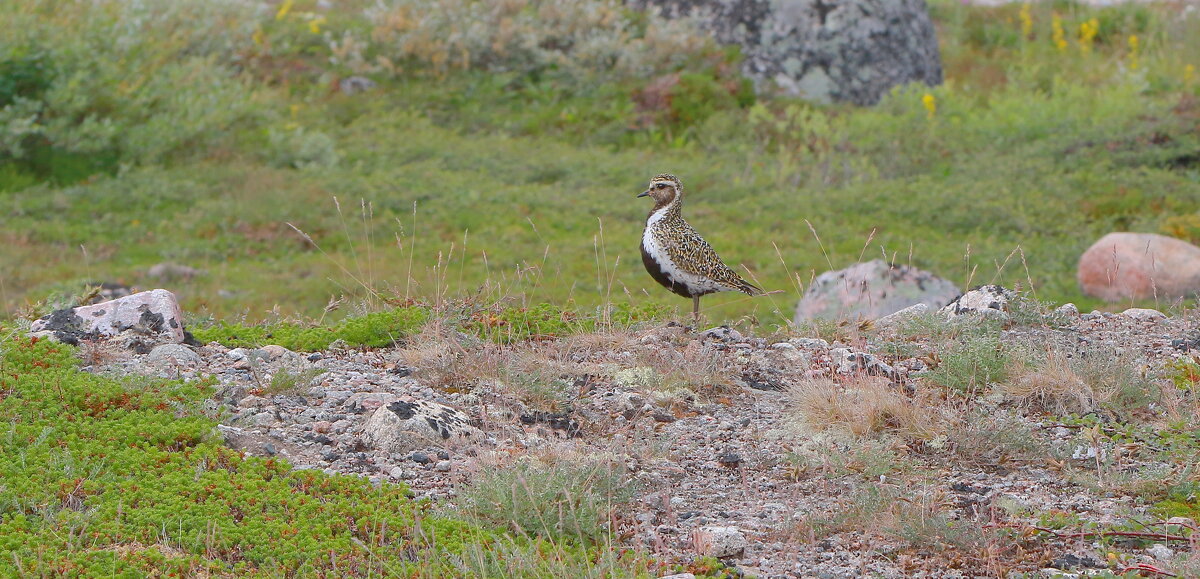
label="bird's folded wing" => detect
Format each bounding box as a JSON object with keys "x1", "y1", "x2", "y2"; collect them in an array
[{"x1": 666, "y1": 230, "x2": 756, "y2": 292}]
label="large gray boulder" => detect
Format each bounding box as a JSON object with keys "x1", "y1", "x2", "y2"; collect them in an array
[
  {"x1": 794, "y1": 259, "x2": 959, "y2": 322},
  {"x1": 632, "y1": 0, "x2": 942, "y2": 105}
]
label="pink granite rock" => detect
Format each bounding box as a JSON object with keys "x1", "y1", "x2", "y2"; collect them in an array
[{"x1": 1078, "y1": 233, "x2": 1200, "y2": 302}]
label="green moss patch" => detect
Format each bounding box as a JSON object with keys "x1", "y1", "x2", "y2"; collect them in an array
[
  {"x1": 191, "y1": 306, "x2": 431, "y2": 350},
  {"x1": 0, "y1": 334, "x2": 650, "y2": 576}
]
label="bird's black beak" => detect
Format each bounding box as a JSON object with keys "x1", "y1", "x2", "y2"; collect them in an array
[{"x1": 637, "y1": 190, "x2": 649, "y2": 198}]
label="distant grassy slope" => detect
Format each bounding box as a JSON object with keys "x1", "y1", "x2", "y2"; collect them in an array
[{"x1": 2, "y1": 0, "x2": 1198, "y2": 327}]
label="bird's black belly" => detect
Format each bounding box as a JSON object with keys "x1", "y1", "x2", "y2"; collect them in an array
[{"x1": 641, "y1": 242, "x2": 702, "y2": 298}]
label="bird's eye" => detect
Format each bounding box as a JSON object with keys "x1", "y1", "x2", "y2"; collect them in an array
[{"x1": 656, "y1": 183, "x2": 667, "y2": 189}]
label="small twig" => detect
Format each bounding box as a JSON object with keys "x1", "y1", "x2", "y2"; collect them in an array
[
  {"x1": 1122, "y1": 563, "x2": 1177, "y2": 578},
  {"x1": 1031, "y1": 526, "x2": 1191, "y2": 542}
]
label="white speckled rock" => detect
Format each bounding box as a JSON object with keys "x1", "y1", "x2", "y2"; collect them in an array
[
  {"x1": 940, "y1": 285, "x2": 1014, "y2": 319},
  {"x1": 364, "y1": 397, "x2": 483, "y2": 453},
  {"x1": 29, "y1": 289, "x2": 187, "y2": 343}
]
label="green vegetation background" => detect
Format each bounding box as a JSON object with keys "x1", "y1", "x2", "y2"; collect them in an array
[
  {"x1": 2, "y1": 0, "x2": 1199, "y2": 327},
  {"x1": 2, "y1": 0, "x2": 1200, "y2": 574}
]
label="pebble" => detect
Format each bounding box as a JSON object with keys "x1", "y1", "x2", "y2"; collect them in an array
[
  {"x1": 434, "y1": 460, "x2": 452, "y2": 472},
  {"x1": 1147, "y1": 544, "x2": 1174, "y2": 561}
]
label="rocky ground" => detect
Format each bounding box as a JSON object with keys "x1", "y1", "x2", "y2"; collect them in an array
[{"x1": 68, "y1": 293, "x2": 1200, "y2": 579}]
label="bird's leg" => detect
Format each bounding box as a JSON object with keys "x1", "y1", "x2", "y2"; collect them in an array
[{"x1": 692, "y1": 295, "x2": 700, "y2": 322}]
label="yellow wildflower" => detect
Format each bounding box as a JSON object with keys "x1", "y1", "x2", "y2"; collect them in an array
[
  {"x1": 1078, "y1": 18, "x2": 1098, "y2": 54},
  {"x1": 1051, "y1": 14, "x2": 1067, "y2": 51},
  {"x1": 275, "y1": 0, "x2": 294, "y2": 21},
  {"x1": 1128, "y1": 35, "x2": 1139, "y2": 70},
  {"x1": 1186, "y1": 64, "x2": 1196, "y2": 84},
  {"x1": 253, "y1": 27, "x2": 264, "y2": 45},
  {"x1": 1019, "y1": 3, "x2": 1033, "y2": 39},
  {"x1": 308, "y1": 15, "x2": 327, "y2": 34},
  {"x1": 922, "y1": 93, "x2": 937, "y2": 119}
]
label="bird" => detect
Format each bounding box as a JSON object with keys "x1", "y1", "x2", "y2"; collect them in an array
[{"x1": 637, "y1": 173, "x2": 762, "y2": 319}]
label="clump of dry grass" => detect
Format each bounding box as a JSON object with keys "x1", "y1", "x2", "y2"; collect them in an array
[
  {"x1": 398, "y1": 319, "x2": 492, "y2": 390},
  {"x1": 786, "y1": 375, "x2": 944, "y2": 442},
  {"x1": 1001, "y1": 351, "x2": 1099, "y2": 416},
  {"x1": 631, "y1": 337, "x2": 736, "y2": 399},
  {"x1": 1000, "y1": 349, "x2": 1160, "y2": 419}
]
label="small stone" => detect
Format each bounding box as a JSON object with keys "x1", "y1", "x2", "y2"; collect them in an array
[
  {"x1": 693, "y1": 526, "x2": 748, "y2": 558},
  {"x1": 389, "y1": 466, "x2": 405, "y2": 479},
  {"x1": 434, "y1": 460, "x2": 452, "y2": 472},
  {"x1": 717, "y1": 452, "x2": 743, "y2": 468},
  {"x1": 261, "y1": 344, "x2": 294, "y2": 360},
  {"x1": 658, "y1": 574, "x2": 696, "y2": 579},
  {"x1": 1121, "y1": 307, "x2": 1166, "y2": 322},
  {"x1": 874, "y1": 303, "x2": 930, "y2": 329},
  {"x1": 436, "y1": 450, "x2": 450, "y2": 460},
  {"x1": 147, "y1": 262, "x2": 204, "y2": 281},
  {"x1": 1053, "y1": 303, "x2": 1080, "y2": 317},
  {"x1": 940, "y1": 285, "x2": 1014, "y2": 319},
  {"x1": 652, "y1": 410, "x2": 677, "y2": 423},
  {"x1": 411, "y1": 452, "x2": 432, "y2": 465},
  {"x1": 339, "y1": 75, "x2": 377, "y2": 95},
  {"x1": 307, "y1": 352, "x2": 324, "y2": 362},
  {"x1": 1147, "y1": 544, "x2": 1174, "y2": 562},
  {"x1": 253, "y1": 412, "x2": 275, "y2": 427},
  {"x1": 148, "y1": 344, "x2": 202, "y2": 366},
  {"x1": 700, "y1": 326, "x2": 743, "y2": 342},
  {"x1": 790, "y1": 338, "x2": 829, "y2": 350}
]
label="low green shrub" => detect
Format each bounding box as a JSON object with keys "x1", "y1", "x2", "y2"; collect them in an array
[
  {"x1": 465, "y1": 302, "x2": 668, "y2": 344},
  {"x1": 454, "y1": 454, "x2": 634, "y2": 546},
  {"x1": 0, "y1": 331, "x2": 654, "y2": 575},
  {"x1": 924, "y1": 332, "x2": 1016, "y2": 395},
  {"x1": 192, "y1": 306, "x2": 431, "y2": 350}
]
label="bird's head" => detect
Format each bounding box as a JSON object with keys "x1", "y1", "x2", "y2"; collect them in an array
[{"x1": 637, "y1": 173, "x2": 682, "y2": 207}]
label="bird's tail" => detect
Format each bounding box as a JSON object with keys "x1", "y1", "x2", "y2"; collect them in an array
[{"x1": 735, "y1": 278, "x2": 763, "y2": 296}]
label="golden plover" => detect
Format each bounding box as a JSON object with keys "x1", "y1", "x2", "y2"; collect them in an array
[{"x1": 638, "y1": 173, "x2": 762, "y2": 319}]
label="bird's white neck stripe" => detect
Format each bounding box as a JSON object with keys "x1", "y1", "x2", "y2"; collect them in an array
[{"x1": 647, "y1": 205, "x2": 672, "y2": 226}]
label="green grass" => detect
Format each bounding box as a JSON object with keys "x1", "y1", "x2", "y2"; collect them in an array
[
  {"x1": 0, "y1": 332, "x2": 662, "y2": 576},
  {"x1": 2, "y1": 0, "x2": 1199, "y2": 331},
  {"x1": 190, "y1": 301, "x2": 668, "y2": 350}
]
